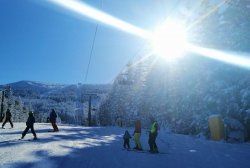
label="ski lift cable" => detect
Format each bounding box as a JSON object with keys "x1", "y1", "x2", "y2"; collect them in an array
[
  {"x1": 81, "y1": 0, "x2": 103, "y2": 120},
  {"x1": 84, "y1": 24, "x2": 99, "y2": 83},
  {"x1": 84, "y1": 0, "x2": 103, "y2": 83}
]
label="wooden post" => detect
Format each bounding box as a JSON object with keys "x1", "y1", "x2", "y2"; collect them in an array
[{"x1": 88, "y1": 95, "x2": 92, "y2": 126}]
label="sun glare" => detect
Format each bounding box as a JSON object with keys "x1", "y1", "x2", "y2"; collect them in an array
[
  {"x1": 151, "y1": 20, "x2": 188, "y2": 61},
  {"x1": 47, "y1": 0, "x2": 250, "y2": 70}
]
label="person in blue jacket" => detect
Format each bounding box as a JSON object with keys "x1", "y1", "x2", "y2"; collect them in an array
[
  {"x1": 50, "y1": 109, "x2": 59, "y2": 132},
  {"x1": 21, "y1": 111, "x2": 37, "y2": 140}
]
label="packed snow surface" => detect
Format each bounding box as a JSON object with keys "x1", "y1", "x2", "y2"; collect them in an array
[{"x1": 0, "y1": 123, "x2": 250, "y2": 168}]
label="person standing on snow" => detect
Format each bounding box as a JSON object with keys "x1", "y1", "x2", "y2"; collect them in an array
[
  {"x1": 20, "y1": 111, "x2": 37, "y2": 140},
  {"x1": 123, "y1": 130, "x2": 132, "y2": 149},
  {"x1": 133, "y1": 119, "x2": 142, "y2": 150},
  {"x1": 2, "y1": 109, "x2": 13, "y2": 129},
  {"x1": 148, "y1": 118, "x2": 159, "y2": 153},
  {"x1": 49, "y1": 109, "x2": 59, "y2": 132}
]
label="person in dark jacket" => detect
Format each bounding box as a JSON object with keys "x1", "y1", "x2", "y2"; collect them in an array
[
  {"x1": 50, "y1": 109, "x2": 59, "y2": 132},
  {"x1": 133, "y1": 120, "x2": 142, "y2": 150},
  {"x1": 21, "y1": 111, "x2": 37, "y2": 140},
  {"x1": 2, "y1": 109, "x2": 13, "y2": 129},
  {"x1": 123, "y1": 130, "x2": 131, "y2": 149},
  {"x1": 148, "y1": 118, "x2": 159, "y2": 153}
]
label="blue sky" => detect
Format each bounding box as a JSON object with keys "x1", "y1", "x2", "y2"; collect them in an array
[{"x1": 0, "y1": 0, "x2": 178, "y2": 85}]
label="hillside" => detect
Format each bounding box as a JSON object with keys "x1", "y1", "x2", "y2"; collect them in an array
[{"x1": 0, "y1": 81, "x2": 111, "y2": 125}]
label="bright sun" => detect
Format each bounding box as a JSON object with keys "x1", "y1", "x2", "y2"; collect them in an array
[{"x1": 151, "y1": 20, "x2": 188, "y2": 61}]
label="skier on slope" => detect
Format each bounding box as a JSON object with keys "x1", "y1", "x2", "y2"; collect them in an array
[
  {"x1": 49, "y1": 109, "x2": 59, "y2": 132},
  {"x1": 20, "y1": 111, "x2": 37, "y2": 140},
  {"x1": 133, "y1": 119, "x2": 142, "y2": 150},
  {"x1": 148, "y1": 117, "x2": 159, "y2": 153},
  {"x1": 2, "y1": 109, "x2": 13, "y2": 129}
]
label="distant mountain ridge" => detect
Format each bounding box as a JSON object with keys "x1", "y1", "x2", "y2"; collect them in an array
[
  {"x1": 0, "y1": 80, "x2": 112, "y2": 125},
  {"x1": 0, "y1": 80, "x2": 111, "y2": 99}
]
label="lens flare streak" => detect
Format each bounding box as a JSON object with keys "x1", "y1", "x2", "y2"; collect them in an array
[
  {"x1": 48, "y1": 0, "x2": 151, "y2": 39},
  {"x1": 188, "y1": 44, "x2": 250, "y2": 69},
  {"x1": 48, "y1": 0, "x2": 250, "y2": 70}
]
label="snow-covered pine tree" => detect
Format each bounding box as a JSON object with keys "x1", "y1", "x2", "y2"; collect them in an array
[{"x1": 220, "y1": 0, "x2": 250, "y2": 51}]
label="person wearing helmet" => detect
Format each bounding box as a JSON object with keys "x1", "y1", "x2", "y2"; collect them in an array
[{"x1": 20, "y1": 111, "x2": 37, "y2": 140}]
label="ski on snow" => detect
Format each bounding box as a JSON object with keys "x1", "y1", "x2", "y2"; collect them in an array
[
  {"x1": 18, "y1": 138, "x2": 39, "y2": 141},
  {"x1": 123, "y1": 148, "x2": 167, "y2": 154}
]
